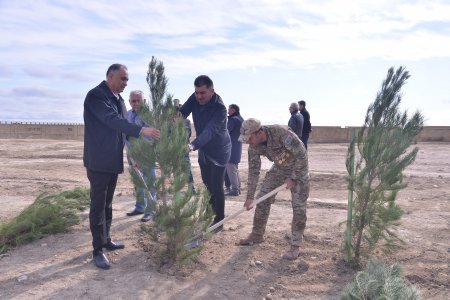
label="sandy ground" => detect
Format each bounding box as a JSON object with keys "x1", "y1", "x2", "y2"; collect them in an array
[{"x1": 0, "y1": 139, "x2": 448, "y2": 299}]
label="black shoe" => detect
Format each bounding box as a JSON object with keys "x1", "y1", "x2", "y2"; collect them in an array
[
  {"x1": 104, "y1": 241, "x2": 125, "y2": 250},
  {"x1": 141, "y1": 213, "x2": 153, "y2": 222},
  {"x1": 225, "y1": 190, "x2": 239, "y2": 196},
  {"x1": 93, "y1": 253, "x2": 110, "y2": 270},
  {"x1": 126, "y1": 209, "x2": 144, "y2": 216}
]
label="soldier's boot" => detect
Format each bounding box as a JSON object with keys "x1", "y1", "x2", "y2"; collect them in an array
[
  {"x1": 282, "y1": 245, "x2": 300, "y2": 260},
  {"x1": 238, "y1": 233, "x2": 264, "y2": 246},
  {"x1": 238, "y1": 200, "x2": 271, "y2": 246}
]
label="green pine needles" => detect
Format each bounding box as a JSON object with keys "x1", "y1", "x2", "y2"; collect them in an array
[
  {"x1": 128, "y1": 57, "x2": 212, "y2": 264},
  {"x1": 0, "y1": 188, "x2": 90, "y2": 254},
  {"x1": 344, "y1": 66, "x2": 424, "y2": 265},
  {"x1": 341, "y1": 258, "x2": 421, "y2": 299}
]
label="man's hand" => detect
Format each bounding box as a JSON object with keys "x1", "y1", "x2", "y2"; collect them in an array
[
  {"x1": 285, "y1": 178, "x2": 296, "y2": 189},
  {"x1": 141, "y1": 127, "x2": 160, "y2": 140},
  {"x1": 188, "y1": 144, "x2": 194, "y2": 152},
  {"x1": 244, "y1": 198, "x2": 254, "y2": 211}
]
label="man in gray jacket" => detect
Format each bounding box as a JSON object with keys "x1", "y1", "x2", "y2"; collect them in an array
[{"x1": 288, "y1": 102, "x2": 304, "y2": 139}]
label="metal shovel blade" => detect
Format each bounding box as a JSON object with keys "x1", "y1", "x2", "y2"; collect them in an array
[
  {"x1": 182, "y1": 185, "x2": 285, "y2": 250},
  {"x1": 184, "y1": 238, "x2": 201, "y2": 249}
]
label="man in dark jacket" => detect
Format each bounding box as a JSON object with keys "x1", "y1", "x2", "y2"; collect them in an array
[
  {"x1": 298, "y1": 100, "x2": 312, "y2": 149},
  {"x1": 179, "y1": 75, "x2": 231, "y2": 230},
  {"x1": 224, "y1": 104, "x2": 244, "y2": 196},
  {"x1": 83, "y1": 63, "x2": 160, "y2": 269},
  {"x1": 288, "y1": 102, "x2": 304, "y2": 139}
]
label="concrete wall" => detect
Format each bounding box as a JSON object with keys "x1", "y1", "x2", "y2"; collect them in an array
[
  {"x1": 308, "y1": 126, "x2": 450, "y2": 143},
  {"x1": 0, "y1": 122, "x2": 84, "y2": 140},
  {"x1": 0, "y1": 122, "x2": 449, "y2": 142}
]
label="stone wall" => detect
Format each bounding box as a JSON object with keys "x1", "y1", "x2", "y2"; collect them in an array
[{"x1": 0, "y1": 122, "x2": 449, "y2": 142}]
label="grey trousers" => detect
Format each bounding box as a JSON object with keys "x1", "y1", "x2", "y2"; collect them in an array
[{"x1": 225, "y1": 163, "x2": 240, "y2": 192}]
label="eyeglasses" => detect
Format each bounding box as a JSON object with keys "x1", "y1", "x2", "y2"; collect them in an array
[{"x1": 130, "y1": 100, "x2": 141, "y2": 103}]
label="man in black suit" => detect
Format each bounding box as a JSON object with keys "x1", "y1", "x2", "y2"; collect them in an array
[
  {"x1": 298, "y1": 100, "x2": 312, "y2": 150},
  {"x1": 83, "y1": 63, "x2": 160, "y2": 269}
]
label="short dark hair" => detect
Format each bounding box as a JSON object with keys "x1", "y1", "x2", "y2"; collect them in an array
[
  {"x1": 106, "y1": 64, "x2": 127, "y2": 76},
  {"x1": 194, "y1": 75, "x2": 214, "y2": 88},
  {"x1": 229, "y1": 104, "x2": 240, "y2": 112},
  {"x1": 298, "y1": 100, "x2": 306, "y2": 106}
]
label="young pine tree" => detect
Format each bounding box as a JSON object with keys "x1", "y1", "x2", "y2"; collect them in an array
[
  {"x1": 128, "y1": 57, "x2": 212, "y2": 264},
  {"x1": 340, "y1": 258, "x2": 421, "y2": 299},
  {"x1": 344, "y1": 66, "x2": 424, "y2": 265}
]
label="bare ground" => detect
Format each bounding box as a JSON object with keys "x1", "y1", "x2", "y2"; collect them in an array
[{"x1": 0, "y1": 140, "x2": 448, "y2": 299}]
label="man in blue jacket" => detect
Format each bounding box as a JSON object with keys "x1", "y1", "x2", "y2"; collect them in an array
[
  {"x1": 288, "y1": 102, "x2": 304, "y2": 139},
  {"x1": 179, "y1": 75, "x2": 231, "y2": 230},
  {"x1": 224, "y1": 104, "x2": 244, "y2": 196},
  {"x1": 83, "y1": 63, "x2": 160, "y2": 269}
]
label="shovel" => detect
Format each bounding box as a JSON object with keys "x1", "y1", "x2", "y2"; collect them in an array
[
  {"x1": 126, "y1": 145, "x2": 157, "y2": 205},
  {"x1": 130, "y1": 162, "x2": 157, "y2": 204},
  {"x1": 184, "y1": 184, "x2": 286, "y2": 249}
]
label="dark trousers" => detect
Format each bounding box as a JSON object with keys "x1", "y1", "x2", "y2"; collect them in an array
[
  {"x1": 224, "y1": 172, "x2": 230, "y2": 188},
  {"x1": 301, "y1": 133, "x2": 310, "y2": 150},
  {"x1": 86, "y1": 168, "x2": 118, "y2": 255},
  {"x1": 184, "y1": 154, "x2": 194, "y2": 185},
  {"x1": 199, "y1": 159, "x2": 226, "y2": 224}
]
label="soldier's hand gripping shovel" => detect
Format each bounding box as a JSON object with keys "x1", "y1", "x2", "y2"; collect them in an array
[{"x1": 184, "y1": 184, "x2": 286, "y2": 249}]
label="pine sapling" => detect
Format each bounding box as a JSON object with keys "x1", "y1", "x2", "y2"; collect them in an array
[
  {"x1": 128, "y1": 57, "x2": 212, "y2": 264},
  {"x1": 344, "y1": 66, "x2": 424, "y2": 265}
]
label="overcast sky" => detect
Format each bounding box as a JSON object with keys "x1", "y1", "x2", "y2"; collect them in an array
[{"x1": 1, "y1": 0, "x2": 449, "y2": 126}]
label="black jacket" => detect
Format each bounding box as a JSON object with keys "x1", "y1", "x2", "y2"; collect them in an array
[
  {"x1": 83, "y1": 81, "x2": 141, "y2": 173},
  {"x1": 300, "y1": 108, "x2": 311, "y2": 135}
]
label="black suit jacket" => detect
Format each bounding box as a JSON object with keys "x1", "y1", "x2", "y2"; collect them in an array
[{"x1": 83, "y1": 81, "x2": 141, "y2": 173}]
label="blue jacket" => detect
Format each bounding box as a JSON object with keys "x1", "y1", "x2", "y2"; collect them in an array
[
  {"x1": 288, "y1": 110, "x2": 304, "y2": 139},
  {"x1": 180, "y1": 93, "x2": 231, "y2": 166},
  {"x1": 227, "y1": 111, "x2": 244, "y2": 164},
  {"x1": 83, "y1": 81, "x2": 141, "y2": 173}
]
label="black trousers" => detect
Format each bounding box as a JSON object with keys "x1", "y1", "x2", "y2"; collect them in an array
[
  {"x1": 199, "y1": 158, "x2": 226, "y2": 224},
  {"x1": 224, "y1": 171, "x2": 230, "y2": 188},
  {"x1": 301, "y1": 133, "x2": 310, "y2": 150},
  {"x1": 86, "y1": 168, "x2": 118, "y2": 255}
]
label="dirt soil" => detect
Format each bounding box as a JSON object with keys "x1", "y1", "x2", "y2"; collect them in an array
[{"x1": 0, "y1": 139, "x2": 448, "y2": 299}]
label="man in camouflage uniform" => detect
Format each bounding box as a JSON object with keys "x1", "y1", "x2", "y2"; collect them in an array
[{"x1": 238, "y1": 118, "x2": 309, "y2": 260}]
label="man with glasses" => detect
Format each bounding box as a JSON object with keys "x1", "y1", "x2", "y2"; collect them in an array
[
  {"x1": 237, "y1": 118, "x2": 309, "y2": 260},
  {"x1": 83, "y1": 64, "x2": 160, "y2": 269}
]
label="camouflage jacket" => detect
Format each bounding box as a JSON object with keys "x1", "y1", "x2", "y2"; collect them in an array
[{"x1": 247, "y1": 125, "x2": 308, "y2": 199}]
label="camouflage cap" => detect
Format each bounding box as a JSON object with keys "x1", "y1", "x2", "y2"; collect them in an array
[{"x1": 238, "y1": 118, "x2": 262, "y2": 143}]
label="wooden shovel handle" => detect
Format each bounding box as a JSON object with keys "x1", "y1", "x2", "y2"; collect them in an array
[{"x1": 207, "y1": 185, "x2": 286, "y2": 233}]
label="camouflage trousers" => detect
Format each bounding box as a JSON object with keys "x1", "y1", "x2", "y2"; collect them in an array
[{"x1": 252, "y1": 165, "x2": 309, "y2": 246}]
